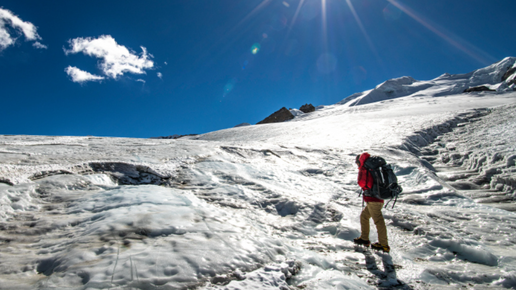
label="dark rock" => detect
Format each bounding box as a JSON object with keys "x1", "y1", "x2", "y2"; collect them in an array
[
  {"x1": 502, "y1": 67, "x2": 516, "y2": 82},
  {"x1": 257, "y1": 107, "x2": 294, "y2": 124},
  {"x1": 464, "y1": 86, "x2": 495, "y2": 93},
  {"x1": 150, "y1": 134, "x2": 198, "y2": 139},
  {"x1": 37, "y1": 258, "x2": 61, "y2": 276},
  {"x1": 234, "y1": 123, "x2": 251, "y2": 128},
  {"x1": 299, "y1": 103, "x2": 315, "y2": 113}
]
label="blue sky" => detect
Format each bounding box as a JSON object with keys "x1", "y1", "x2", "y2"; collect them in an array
[{"x1": 1, "y1": 0, "x2": 515, "y2": 138}]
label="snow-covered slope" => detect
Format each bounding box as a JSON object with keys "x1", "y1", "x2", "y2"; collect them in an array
[
  {"x1": 337, "y1": 57, "x2": 516, "y2": 107},
  {"x1": 1, "y1": 59, "x2": 516, "y2": 290}
]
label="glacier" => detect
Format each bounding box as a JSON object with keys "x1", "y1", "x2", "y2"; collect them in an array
[{"x1": 0, "y1": 58, "x2": 516, "y2": 289}]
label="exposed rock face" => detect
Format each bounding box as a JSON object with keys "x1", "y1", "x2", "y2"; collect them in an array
[
  {"x1": 502, "y1": 67, "x2": 516, "y2": 82},
  {"x1": 151, "y1": 134, "x2": 198, "y2": 139},
  {"x1": 502, "y1": 66, "x2": 516, "y2": 88},
  {"x1": 234, "y1": 123, "x2": 251, "y2": 128},
  {"x1": 464, "y1": 86, "x2": 495, "y2": 93},
  {"x1": 299, "y1": 103, "x2": 315, "y2": 113},
  {"x1": 257, "y1": 107, "x2": 294, "y2": 124}
]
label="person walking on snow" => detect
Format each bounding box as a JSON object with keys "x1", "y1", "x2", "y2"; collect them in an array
[{"x1": 353, "y1": 152, "x2": 390, "y2": 253}]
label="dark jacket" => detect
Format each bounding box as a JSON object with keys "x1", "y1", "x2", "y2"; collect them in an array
[{"x1": 357, "y1": 152, "x2": 384, "y2": 203}]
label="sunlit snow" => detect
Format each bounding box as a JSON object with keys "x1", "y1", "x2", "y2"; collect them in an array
[{"x1": 1, "y1": 58, "x2": 516, "y2": 289}]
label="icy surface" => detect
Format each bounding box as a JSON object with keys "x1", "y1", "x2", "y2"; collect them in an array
[{"x1": 1, "y1": 59, "x2": 516, "y2": 289}]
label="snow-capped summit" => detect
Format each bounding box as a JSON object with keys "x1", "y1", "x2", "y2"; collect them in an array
[
  {"x1": 470, "y1": 56, "x2": 516, "y2": 86},
  {"x1": 339, "y1": 57, "x2": 516, "y2": 107},
  {"x1": 338, "y1": 76, "x2": 422, "y2": 106}
]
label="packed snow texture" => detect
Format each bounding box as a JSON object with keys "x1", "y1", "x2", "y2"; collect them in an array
[{"x1": 1, "y1": 58, "x2": 516, "y2": 289}]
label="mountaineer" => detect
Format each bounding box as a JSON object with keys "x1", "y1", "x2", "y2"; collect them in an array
[{"x1": 353, "y1": 152, "x2": 391, "y2": 253}]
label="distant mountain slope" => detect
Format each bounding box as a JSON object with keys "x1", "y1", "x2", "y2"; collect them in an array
[{"x1": 338, "y1": 57, "x2": 516, "y2": 107}]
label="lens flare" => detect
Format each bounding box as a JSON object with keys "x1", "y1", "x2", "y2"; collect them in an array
[
  {"x1": 224, "y1": 83, "x2": 234, "y2": 93},
  {"x1": 223, "y1": 78, "x2": 238, "y2": 96},
  {"x1": 251, "y1": 43, "x2": 261, "y2": 55}
]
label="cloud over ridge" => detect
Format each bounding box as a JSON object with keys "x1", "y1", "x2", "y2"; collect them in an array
[
  {"x1": 0, "y1": 7, "x2": 46, "y2": 51},
  {"x1": 64, "y1": 35, "x2": 154, "y2": 81}
]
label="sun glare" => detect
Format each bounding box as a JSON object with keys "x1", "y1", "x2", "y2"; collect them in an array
[
  {"x1": 218, "y1": 0, "x2": 495, "y2": 99},
  {"x1": 386, "y1": 0, "x2": 494, "y2": 65},
  {"x1": 321, "y1": 0, "x2": 328, "y2": 51},
  {"x1": 344, "y1": 0, "x2": 379, "y2": 60}
]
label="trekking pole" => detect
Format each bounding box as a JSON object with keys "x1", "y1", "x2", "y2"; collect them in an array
[
  {"x1": 384, "y1": 190, "x2": 399, "y2": 209},
  {"x1": 391, "y1": 193, "x2": 398, "y2": 209},
  {"x1": 358, "y1": 190, "x2": 364, "y2": 208},
  {"x1": 391, "y1": 185, "x2": 402, "y2": 209}
]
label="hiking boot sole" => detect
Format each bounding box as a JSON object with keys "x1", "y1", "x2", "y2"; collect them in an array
[
  {"x1": 371, "y1": 243, "x2": 390, "y2": 253},
  {"x1": 353, "y1": 238, "x2": 371, "y2": 247}
]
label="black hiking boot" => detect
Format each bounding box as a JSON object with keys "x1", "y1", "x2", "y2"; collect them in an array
[
  {"x1": 371, "y1": 242, "x2": 390, "y2": 253},
  {"x1": 353, "y1": 238, "x2": 371, "y2": 247}
]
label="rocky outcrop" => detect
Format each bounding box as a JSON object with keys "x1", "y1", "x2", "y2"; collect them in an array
[
  {"x1": 299, "y1": 104, "x2": 315, "y2": 113},
  {"x1": 464, "y1": 86, "x2": 495, "y2": 93},
  {"x1": 234, "y1": 123, "x2": 251, "y2": 128},
  {"x1": 151, "y1": 134, "x2": 198, "y2": 139},
  {"x1": 502, "y1": 66, "x2": 516, "y2": 88},
  {"x1": 502, "y1": 66, "x2": 516, "y2": 82},
  {"x1": 257, "y1": 107, "x2": 294, "y2": 125}
]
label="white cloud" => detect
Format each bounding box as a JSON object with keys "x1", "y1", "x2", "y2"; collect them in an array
[
  {"x1": 0, "y1": 8, "x2": 45, "y2": 51},
  {"x1": 32, "y1": 41, "x2": 47, "y2": 49},
  {"x1": 64, "y1": 35, "x2": 154, "y2": 79},
  {"x1": 65, "y1": 66, "x2": 105, "y2": 83},
  {"x1": 157, "y1": 72, "x2": 163, "y2": 79}
]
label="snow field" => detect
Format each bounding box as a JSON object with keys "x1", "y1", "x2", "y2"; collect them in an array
[
  {"x1": 1, "y1": 58, "x2": 516, "y2": 288},
  {"x1": 1, "y1": 180, "x2": 289, "y2": 289},
  {"x1": 1, "y1": 94, "x2": 516, "y2": 289}
]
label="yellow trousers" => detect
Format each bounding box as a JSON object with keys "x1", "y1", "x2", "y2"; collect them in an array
[{"x1": 360, "y1": 202, "x2": 388, "y2": 246}]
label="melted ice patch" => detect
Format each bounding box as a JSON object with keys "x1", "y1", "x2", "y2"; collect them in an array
[
  {"x1": 82, "y1": 174, "x2": 117, "y2": 186},
  {"x1": 2, "y1": 181, "x2": 286, "y2": 289}
]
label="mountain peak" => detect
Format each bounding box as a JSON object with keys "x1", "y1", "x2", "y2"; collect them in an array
[{"x1": 339, "y1": 57, "x2": 516, "y2": 107}]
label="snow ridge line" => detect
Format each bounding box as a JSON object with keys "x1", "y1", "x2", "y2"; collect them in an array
[
  {"x1": 425, "y1": 103, "x2": 516, "y2": 196},
  {"x1": 398, "y1": 108, "x2": 491, "y2": 155},
  {"x1": 400, "y1": 103, "x2": 516, "y2": 202}
]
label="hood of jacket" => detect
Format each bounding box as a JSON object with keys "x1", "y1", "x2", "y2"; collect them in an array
[{"x1": 358, "y1": 152, "x2": 370, "y2": 169}]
